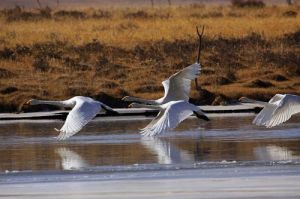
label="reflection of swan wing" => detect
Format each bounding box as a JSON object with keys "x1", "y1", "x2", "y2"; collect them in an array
[
  {"x1": 141, "y1": 137, "x2": 194, "y2": 164},
  {"x1": 254, "y1": 145, "x2": 299, "y2": 161},
  {"x1": 56, "y1": 148, "x2": 88, "y2": 170}
]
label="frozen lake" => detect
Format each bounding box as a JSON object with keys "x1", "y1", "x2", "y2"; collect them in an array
[{"x1": 0, "y1": 113, "x2": 300, "y2": 198}]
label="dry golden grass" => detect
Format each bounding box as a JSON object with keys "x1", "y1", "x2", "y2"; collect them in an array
[
  {"x1": 1, "y1": 6, "x2": 300, "y2": 47},
  {"x1": 0, "y1": 5, "x2": 300, "y2": 112}
]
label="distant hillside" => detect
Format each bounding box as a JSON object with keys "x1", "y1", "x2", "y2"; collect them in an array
[{"x1": 0, "y1": 0, "x2": 288, "y2": 9}]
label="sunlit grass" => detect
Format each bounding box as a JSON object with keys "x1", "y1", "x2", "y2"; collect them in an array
[
  {"x1": 0, "y1": 5, "x2": 299, "y2": 112},
  {"x1": 1, "y1": 6, "x2": 300, "y2": 48}
]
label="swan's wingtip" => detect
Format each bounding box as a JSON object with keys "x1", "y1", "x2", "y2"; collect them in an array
[{"x1": 55, "y1": 129, "x2": 70, "y2": 141}]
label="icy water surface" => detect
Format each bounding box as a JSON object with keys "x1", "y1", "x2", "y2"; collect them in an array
[{"x1": 0, "y1": 113, "x2": 299, "y2": 175}]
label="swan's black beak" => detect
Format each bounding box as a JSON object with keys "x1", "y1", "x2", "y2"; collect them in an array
[
  {"x1": 107, "y1": 110, "x2": 120, "y2": 116},
  {"x1": 200, "y1": 115, "x2": 210, "y2": 121},
  {"x1": 193, "y1": 111, "x2": 210, "y2": 121}
]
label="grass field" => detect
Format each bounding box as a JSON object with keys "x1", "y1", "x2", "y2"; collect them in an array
[{"x1": 0, "y1": 4, "x2": 299, "y2": 112}]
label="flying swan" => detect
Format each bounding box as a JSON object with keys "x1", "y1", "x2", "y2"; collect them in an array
[
  {"x1": 26, "y1": 96, "x2": 118, "y2": 140},
  {"x1": 123, "y1": 63, "x2": 200, "y2": 105},
  {"x1": 123, "y1": 26, "x2": 205, "y2": 105},
  {"x1": 129, "y1": 100, "x2": 209, "y2": 136},
  {"x1": 240, "y1": 94, "x2": 300, "y2": 128}
]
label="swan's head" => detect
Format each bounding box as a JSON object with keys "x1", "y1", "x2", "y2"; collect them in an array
[
  {"x1": 122, "y1": 96, "x2": 133, "y2": 102},
  {"x1": 128, "y1": 103, "x2": 141, "y2": 108},
  {"x1": 239, "y1": 97, "x2": 253, "y2": 103},
  {"x1": 25, "y1": 99, "x2": 40, "y2": 105}
]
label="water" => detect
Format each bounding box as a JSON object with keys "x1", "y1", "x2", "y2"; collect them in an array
[
  {"x1": 0, "y1": 114, "x2": 300, "y2": 199},
  {"x1": 0, "y1": 114, "x2": 299, "y2": 176}
]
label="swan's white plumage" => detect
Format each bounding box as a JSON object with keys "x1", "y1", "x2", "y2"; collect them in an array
[
  {"x1": 253, "y1": 94, "x2": 300, "y2": 128},
  {"x1": 27, "y1": 96, "x2": 115, "y2": 140},
  {"x1": 140, "y1": 100, "x2": 207, "y2": 136},
  {"x1": 158, "y1": 63, "x2": 201, "y2": 103},
  {"x1": 57, "y1": 97, "x2": 102, "y2": 140},
  {"x1": 123, "y1": 63, "x2": 200, "y2": 105}
]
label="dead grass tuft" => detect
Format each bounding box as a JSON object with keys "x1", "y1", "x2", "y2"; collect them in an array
[
  {"x1": 231, "y1": 0, "x2": 265, "y2": 8},
  {"x1": 32, "y1": 57, "x2": 50, "y2": 72},
  {"x1": 265, "y1": 74, "x2": 288, "y2": 82},
  {"x1": 134, "y1": 85, "x2": 164, "y2": 93},
  {"x1": 4, "y1": 6, "x2": 51, "y2": 22},
  {"x1": 282, "y1": 10, "x2": 298, "y2": 17},
  {"x1": 245, "y1": 79, "x2": 274, "y2": 88},
  {"x1": 0, "y1": 68, "x2": 16, "y2": 78},
  {"x1": 0, "y1": 87, "x2": 18, "y2": 95},
  {"x1": 0, "y1": 48, "x2": 16, "y2": 60},
  {"x1": 54, "y1": 10, "x2": 86, "y2": 19}
]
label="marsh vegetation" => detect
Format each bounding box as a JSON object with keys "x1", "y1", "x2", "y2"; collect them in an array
[{"x1": 0, "y1": 4, "x2": 299, "y2": 112}]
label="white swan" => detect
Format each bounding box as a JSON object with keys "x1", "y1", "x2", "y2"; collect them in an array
[
  {"x1": 26, "y1": 96, "x2": 118, "y2": 140},
  {"x1": 240, "y1": 94, "x2": 300, "y2": 128},
  {"x1": 122, "y1": 26, "x2": 205, "y2": 105},
  {"x1": 122, "y1": 63, "x2": 201, "y2": 105},
  {"x1": 130, "y1": 100, "x2": 209, "y2": 136}
]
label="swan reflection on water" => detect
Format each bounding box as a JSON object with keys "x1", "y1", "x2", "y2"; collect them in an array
[
  {"x1": 254, "y1": 145, "x2": 300, "y2": 161},
  {"x1": 55, "y1": 147, "x2": 89, "y2": 170},
  {"x1": 54, "y1": 142, "x2": 300, "y2": 171},
  {"x1": 55, "y1": 138, "x2": 194, "y2": 170},
  {"x1": 141, "y1": 137, "x2": 194, "y2": 164}
]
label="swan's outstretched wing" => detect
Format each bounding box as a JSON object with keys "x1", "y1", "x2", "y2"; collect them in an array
[
  {"x1": 161, "y1": 63, "x2": 200, "y2": 102},
  {"x1": 141, "y1": 110, "x2": 165, "y2": 131},
  {"x1": 252, "y1": 94, "x2": 285, "y2": 126},
  {"x1": 253, "y1": 104, "x2": 277, "y2": 127},
  {"x1": 140, "y1": 102, "x2": 196, "y2": 136},
  {"x1": 254, "y1": 94, "x2": 300, "y2": 128},
  {"x1": 57, "y1": 100, "x2": 101, "y2": 140},
  {"x1": 268, "y1": 94, "x2": 285, "y2": 104}
]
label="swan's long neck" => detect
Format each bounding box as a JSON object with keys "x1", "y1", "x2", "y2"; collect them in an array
[
  {"x1": 34, "y1": 100, "x2": 72, "y2": 108},
  {"x1": 240, "y1": 97, "x2": 268, "y2": 106},
  {"x1": 126, "y1": 96, "x2": 158, "y2": 105},
  {"x1": 132, "y1": 103, "x2": 161, "y2": 110}
]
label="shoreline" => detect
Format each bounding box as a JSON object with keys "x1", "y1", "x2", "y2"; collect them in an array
[{"x1": 0, "y1": 104, "x2": 261, "y2": 120}]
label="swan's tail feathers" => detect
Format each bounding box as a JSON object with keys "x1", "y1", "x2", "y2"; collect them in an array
[
  {"x1": 193, "y1": 111, "x2": 210, "y2": 121},
  {"x1": 101, "y1": 104, "x2": 119, "y2": 116}
]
